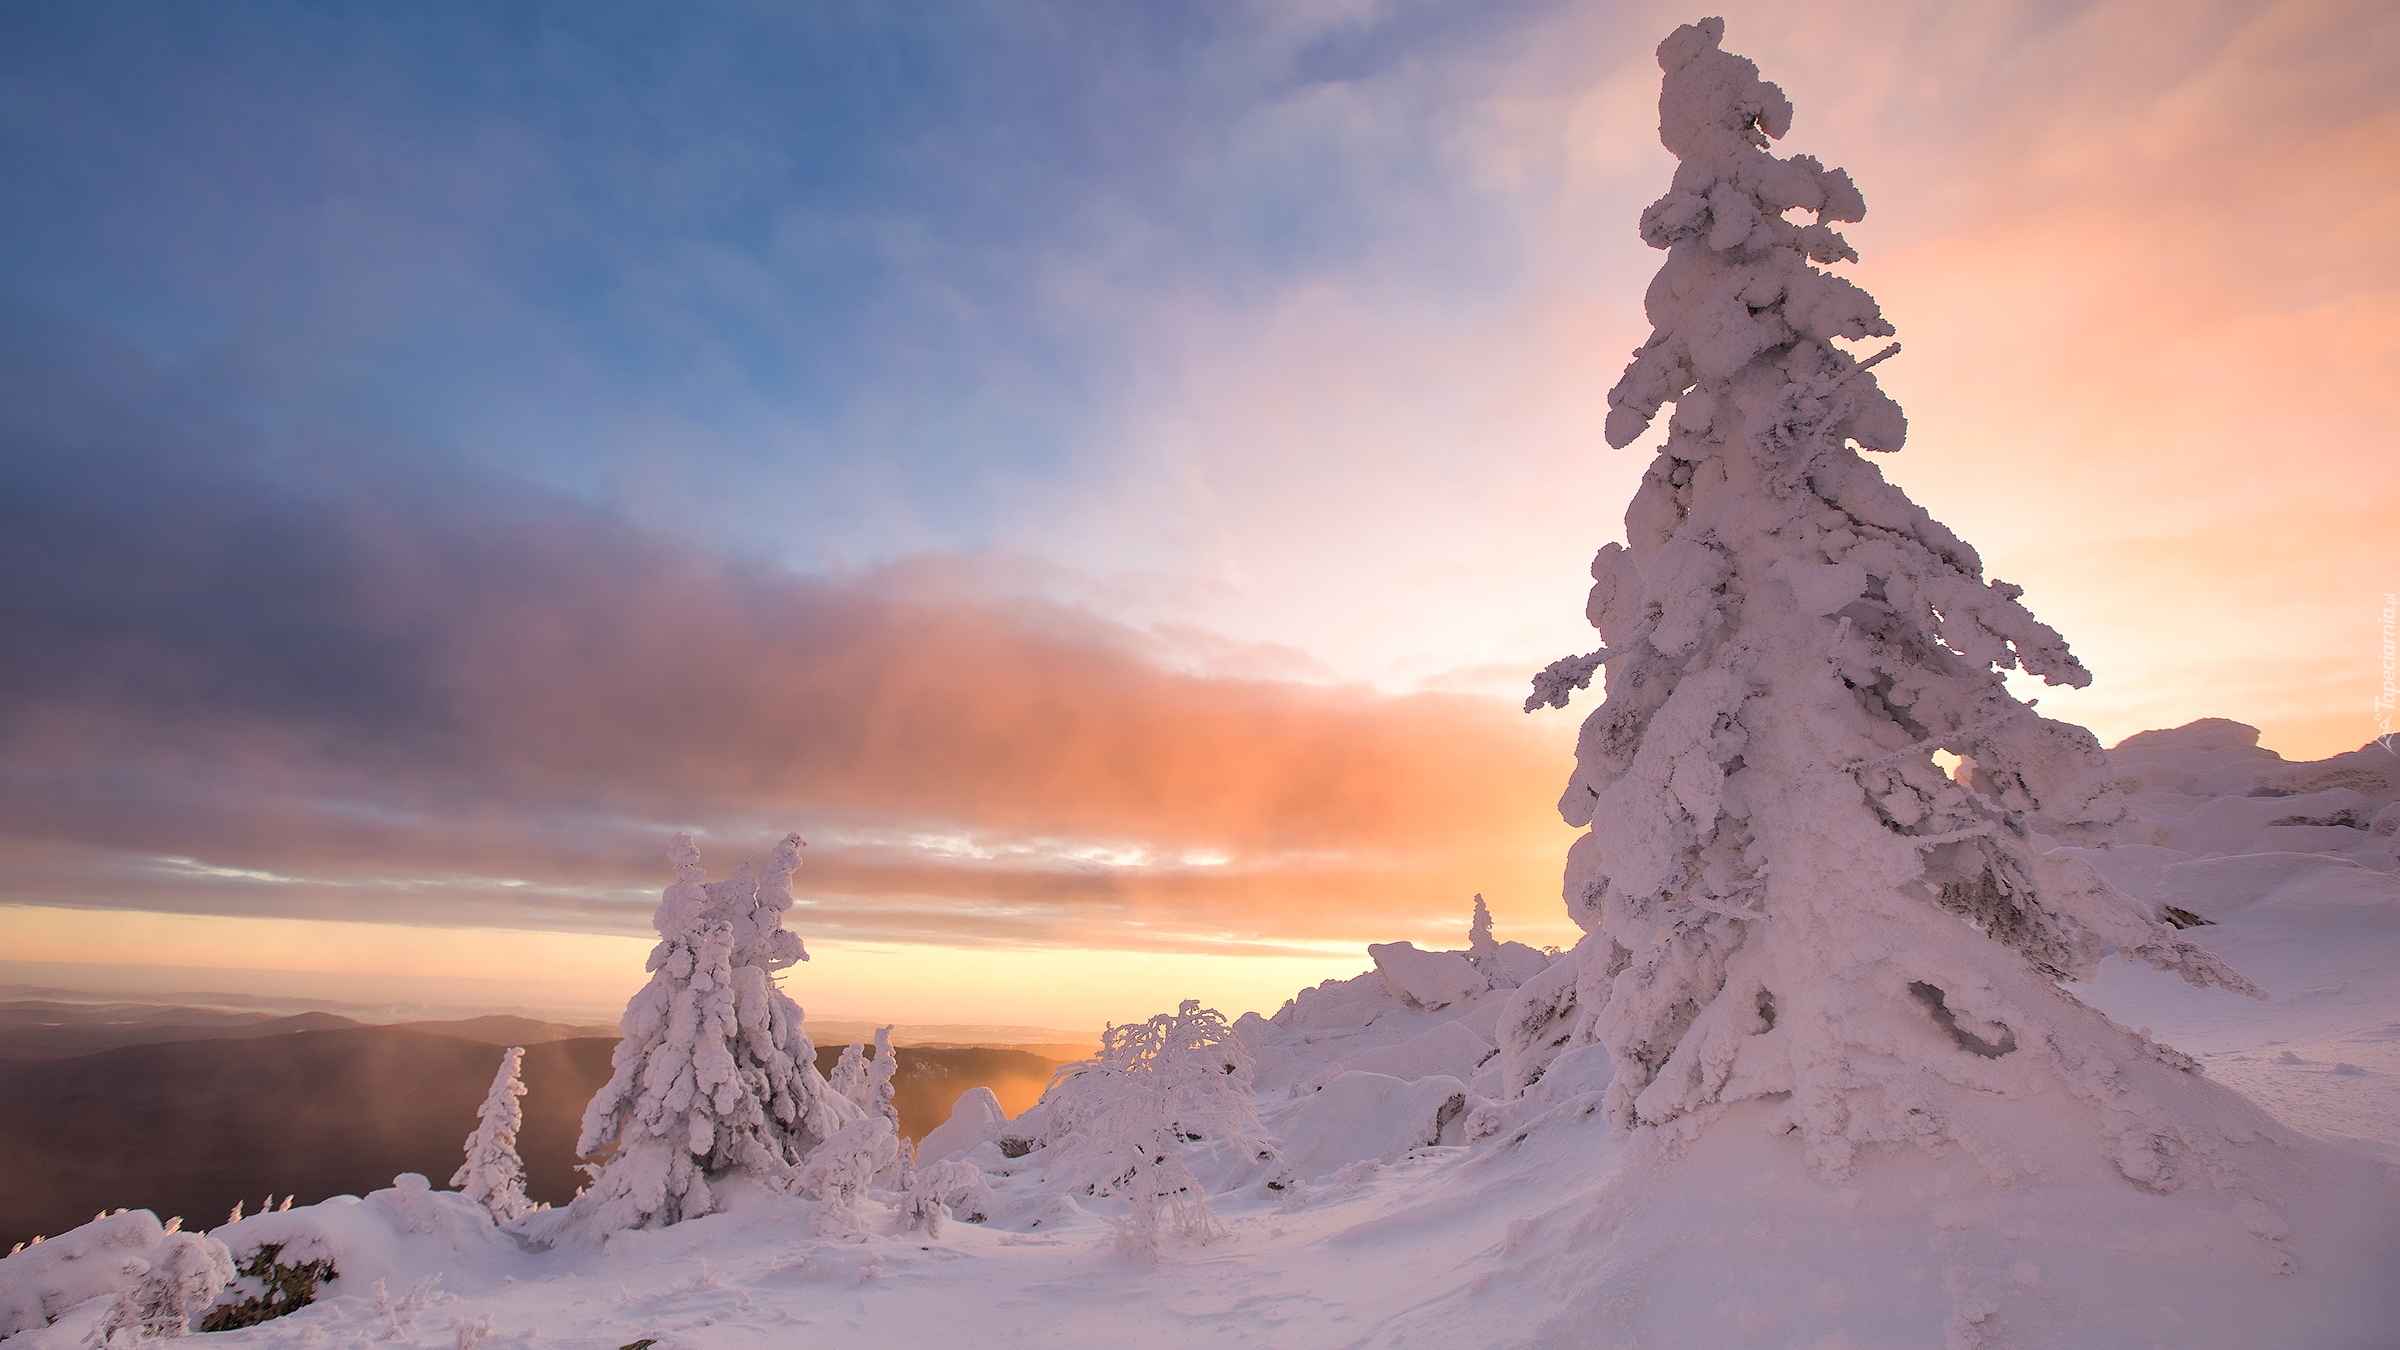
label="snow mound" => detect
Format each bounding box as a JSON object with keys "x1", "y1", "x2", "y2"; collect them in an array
[
  {"x1": 918, "y1": 1086, "x2": 1011, "y2": 1164},
  {"x1": 1368, "y1": 942, "x2": 1485, "y2": 1010},
  {"x1": 216, "y1": 1174, "x2": 531, "y2": 1296},
  {"x1": 1262, "y1": 1072, "x2": 1468, "y2": 1187},
  {"x1": 1340, "y1": 1018, "x2": 1495, "y2": 1083}
]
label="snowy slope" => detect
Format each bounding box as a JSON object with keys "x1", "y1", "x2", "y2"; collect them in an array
[{"x1": 2074, "y1": 722, "x2": 2400, "y2": 1163}]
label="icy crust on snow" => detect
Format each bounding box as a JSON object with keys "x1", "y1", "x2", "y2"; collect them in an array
[{"x1": 1531, "y1": 20, "x2": 2259, "y2": 1201}]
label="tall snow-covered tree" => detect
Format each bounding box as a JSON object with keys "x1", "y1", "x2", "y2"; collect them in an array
[
  {"x1": 569, "y1": 832, "x2": 854, "y2": 1233},
  {"x1": 452, "y1": 1047, "x2": 532, "y2": 1223},
  {"x1": 1521, "y1": 18, "x2": 2257, "y2": 1186}
]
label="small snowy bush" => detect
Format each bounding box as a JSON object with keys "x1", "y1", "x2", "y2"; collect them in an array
[
  {"x1": 86, "y1": 1231, "x2": 233, "y2": 1345},
  {"x1": 793, "y1": 1115, "x2": 899, "y2": 1226},
  {"x1": 903, "y1": 1160, "x2": 997, "y2": 1238},
  {"x1": 1037, "y1": 1000, "x2": 1266, "y2": 1260},
  {"x1": 0, "y1": 1211, "x2": 221, "y2": 1341},
  {"x1": 452, "y1": 1047, "x2": 533, "y2": 1223}
]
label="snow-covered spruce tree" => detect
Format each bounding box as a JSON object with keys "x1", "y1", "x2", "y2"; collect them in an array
[
  {"x1": 452, "y1": 1047, "x2": 532, "y2": 1223},
  {"x1": 827, "y1": 1042, "x2": 869, "y2": 1109},
  {"x1": 569, "y1": 832, "x2": 855, "y2": 1233},
  {"x1": 830, "y1": 1025, "x2": 900, "y2": 1127},
  {"x1": 865, "y1": 1024, "x2": 899, "y2": 1127},
  {"x1": 1038, "y1": 1000, "x2": 1264, "y2": 1260},
  {"x1": 1519, "y1": 18, "x2": 2257, "y2": 1185},
  {"x1": 1468, "y1": 894, "x2": 1500, "y2": 970}
]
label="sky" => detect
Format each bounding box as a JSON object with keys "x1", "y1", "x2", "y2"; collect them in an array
[{"x1": 2, "y1": 0, "x2": 2394, "y2": 1034}]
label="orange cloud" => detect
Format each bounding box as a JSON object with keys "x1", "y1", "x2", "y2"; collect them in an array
[{"x1": 0, "y1": 371, "x2": 1582, "y2": 955}]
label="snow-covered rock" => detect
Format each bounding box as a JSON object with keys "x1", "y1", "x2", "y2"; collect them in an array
[
  {"x1": 918, "y1": 1086, "x2": 1011, "y2": 1165},
  {"x1": 1367, "y1": 942, "x2": 1485, "y2": 1010},
  {"x1": 217, "y1": 1174, "x2": 529, "y2": 1296},
  {"x1": 1340, "y1": 1019, "x2": 1494, "y2": 1083},
  {"x1": 1262, "y1": 1072, "x2": 1469, "y2": 1187}
]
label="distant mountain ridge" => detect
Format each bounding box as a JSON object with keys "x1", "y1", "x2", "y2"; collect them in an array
[
  {"x1": 0, "y1": 1001, "x2": 618, "y2": 1062},
  {"x1": 0, "y1": 1009, "x2": 1066, "y2": 1251}
]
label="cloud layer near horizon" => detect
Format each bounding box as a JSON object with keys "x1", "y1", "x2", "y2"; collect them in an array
[{"x1": 0, "y1": 308, "x2": 1576, "y2": 953}]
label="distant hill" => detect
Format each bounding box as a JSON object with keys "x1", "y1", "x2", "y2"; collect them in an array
[
  {"x1": 0, "y1": 1000, "x2": 616, "y2": 1062},
  {"x1": 0, "y1": 1019, "x2": 1060, "y2": 1251},
  {"x1": 0, "y1": 1002, "x2": 364, "y2": 1061}
]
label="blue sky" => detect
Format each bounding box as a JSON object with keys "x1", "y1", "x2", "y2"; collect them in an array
[{"x1": 0, "y1": 0, "x2": 1576, "y2": 566}]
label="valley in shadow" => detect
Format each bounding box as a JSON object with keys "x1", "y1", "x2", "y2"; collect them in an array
[{"x1": 0, "y1": 1002, "x2": 1065, "y2": 1250}]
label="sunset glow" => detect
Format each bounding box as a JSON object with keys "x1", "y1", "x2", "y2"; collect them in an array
[{"x1": 2, "y1": 0, "x2": 2392, "y2": 1034}]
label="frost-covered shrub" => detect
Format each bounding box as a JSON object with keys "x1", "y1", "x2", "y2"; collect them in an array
[
  {"x1": 0, "y1": 1211, "x2": 222, "y2": 1341},
  {"x1": 568, "y1": 833, "x2": 855, "y2": 1236},
  {"x1": 86, "y1": 1231, "x2": 233, "y2": 1344},
  {"x1": 1037, "y1": 1000, "x2": 1266, "y2": 1260},
  {"x1": 794, "y1": 1115, "x2": 899, "y2": 1228},
  {"x1": 1527, "y1": 18, "x2": 2259, "y2": 1185},
  {"x1": 452, "y1": 1047, "x2": 532, "y2": 1223},
  {"x1": 903, "y1": 1160, "x2": 997, "y2": 1238},
  {"x1": 194, "y1": 1243, "x2": 335, "y2": 1333}
]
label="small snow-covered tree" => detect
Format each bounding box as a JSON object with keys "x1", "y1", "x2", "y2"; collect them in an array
[
  {"x1": 865, "y1": 1025, "x2": 899, "y2": 1127},
  {"x1": 570, "y1": 832, "x2": 855, "y2": 1233},
  {"x1": 829, "y1": 1025, "x2": 900, "y2": 1128},
  {"x1": 827, "y1": 1043, "x2": 869, "y2": 1108},
  {"x1": 1525, "y1": 19, "x2": 2257, "y2": 1186},
  {"x1": 1467, "y1": 894, "x2": 1501, "y2": 973},
  {"x1": 1038, "y1": 1000, "x2": 1263, "y2": 1260},
  {"x1": 452, "y1": 1047, "x2": 532, "y2": 1223}
]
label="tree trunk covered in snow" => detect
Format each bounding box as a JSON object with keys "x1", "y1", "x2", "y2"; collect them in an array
[{"x1": 1529, "y1": 18, "x2": 2258, "y2": 1184}]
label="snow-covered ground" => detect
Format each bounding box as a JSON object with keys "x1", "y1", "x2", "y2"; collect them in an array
[{"x1": 5, "y1": 723, "x2": 2395, "y2": 1350}]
